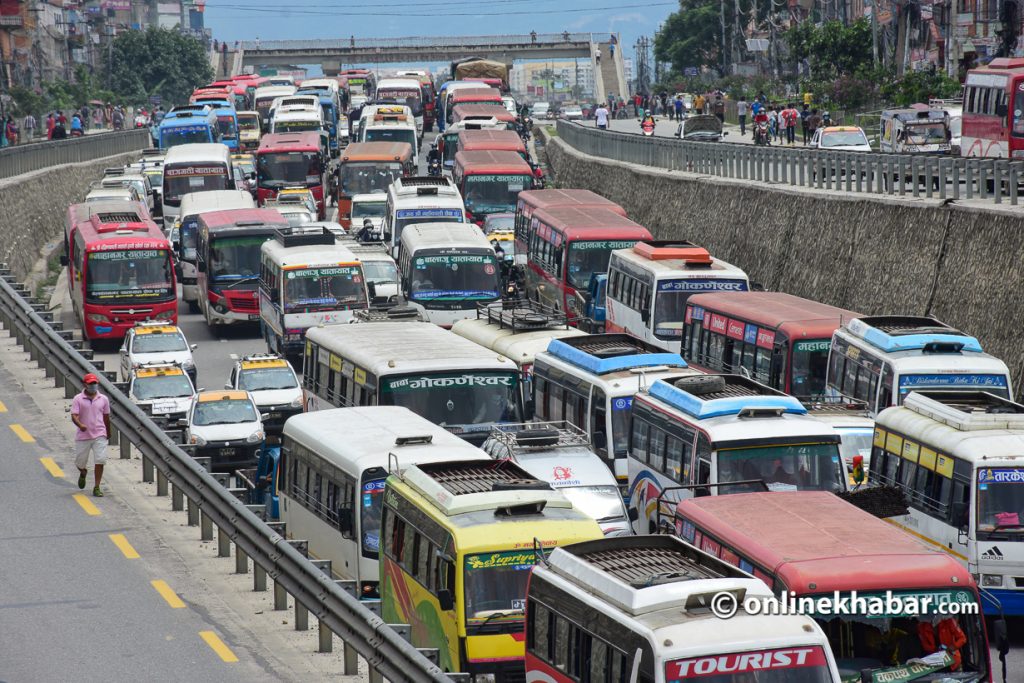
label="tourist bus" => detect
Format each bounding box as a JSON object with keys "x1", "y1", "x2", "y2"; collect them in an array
[
  {"x1": 380, "y1": 459, "x2": 603, "y2": 679},
  {"x1": 526, "y1": 535, "x2": 843, "y2": 683},
  {"x1": 673, "y1": 491, "x2": 994, "y2": 680},
  {"x1": 258, "y1": 227, "x2": 368, "y2": 357},
  {"x1": 961, "y1": 57, "x2": 1024, "y2": 159},
  {"x1": 68, "y1": 213, "x2": 176, "y2": 340},
  {"x1": 397, "y1": 222, "x2": 501, "y2": 327},
  {"x1": 682, "y1": 292, "x2": 862, "y2": 402},
  {"x1": 336, "y1": 141, "x2": 415, "y2": 229},
  {"x1": 374, "y1": 77, "x2": 425, "y2": 136},
  {"x1": 255, "y1": 132, "x2": 329, "y2": 219},
  {"x1": 445, "y1": 87, "x2": 504, "y2": 124},
  {"x1": 513, "y1": 189, "x2": 626, "y2": 267},
  {"x1": 254, "y1": 85, "x2": 296, "y2": 131},
  {"x1": 195, "y1": 208, "x2": 289, "y2": 327},
  {"x1": 533, "y1": 334, "x2": 702, "y2": 483},
  {"x1": 628, "y1": 373, "x2": 847, "y2": 533},
  {"x1": 381, "y1": 175, "x2": 466, "y2": 258},
  {"x1": 279, "y1": 406, "x2": 483, "y2": 600},
  {"x1": 525, "y1": 206, "x2": 653, "y2": 316},
  {"x1": 826, "y1": 315, "x2": 1012, "y2": 416},
  {"x1": 455, "y1": 129, "x2": 528, "y2": 163},
  {"x1": 606, "y1": 241, "x2": 749, "y2": 353},
  {"x1": 302, "y1": 321, "x2": 524, "y2": 444},
  {"x1": 453, "y1": 150, "x2": 534, "y2": 225},
  {"x1": 161, "y1": 143, "x2": 235, "y2": 232},
  {"x1": 156, "y1": 108, "x2": 218, "y2": 151},
  {"x1": 874, "y1": 388, "x2": 1024, "y2": 616}
]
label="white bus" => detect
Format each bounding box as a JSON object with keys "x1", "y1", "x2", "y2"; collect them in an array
[
  {"x1": 358, "y1": 105, "x2": 419, "y2": 164},
  {"x1": 397, "y1": 222, "x2": 501, "y2": 328},
  {"x1": 826, "y1": 315, "x2": 1012, "y2": 416},
  {"x1": 873, "y1": 389, "x2": 1024, "y2": 616},
  {"x1": 628, "y1": 373, "x2": 847, "y2": 533},
  {"x1": 381, "y1": 175, "x2": 465, "y2": 258},
  {"x1": 302, "y1": 321, "x2": 524, "y2": 444},
  {"x1": 279, "y1": 406, "x2": 483, "y2": 599},
  {"x1": 161, "y1": 143, "x2": 234, "y2": 231},
  {"x1": 253, "y1": 85, "x2": 296, "y2": 131},
  {"x1": 258, "y1": 227, "x2": 368, "y2": 358},
  {"x1": 374, "y1": 77, "x2": 424, "y2": 136},
  {"x1": 532, "y1": 333, "x2": 703, "y2": 484},
  {"x1": 177, "y1": 190, "x2": 255, "y2": 312},
  {"x1": 606, "y1": 241, "x2": 749, "y2": 354},
  {"x1": 525, "y1": 535, "x2": 842, "y2": 683}
]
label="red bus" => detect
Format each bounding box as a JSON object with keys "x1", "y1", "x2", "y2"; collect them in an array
[
  {"x1": 255, "y1": 132, "x2": 328, "y2": 219},
  {"x1": 452, "y1": 150, "x2": 534, "y2": 225},
  {"x1": 68, "y1": 213, "x2": 176, "y2": 340},
  {"x1": 512, "y1": 189, "x2": 626, "y2": 266},
  {"x1": 961, "y1": 58, "x2": 1024, "y2": 159},
  {"x1": 524, "y1": 206, "x2": 652, "y2": 316},
  {"x1": 680, "y1": 291, "x2": 861, "y2": 400},
  {"x1": 673, "y1": 491, "x2": 995, "y2": 682},
  {"x1": 455, "y1": 129, "x2": 528, "y2": 163},
  {"x1": 445, "y1": 87, "x2": 503, "y2": 124}
]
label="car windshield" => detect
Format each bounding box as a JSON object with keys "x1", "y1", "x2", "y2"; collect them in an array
[
  {"x1": 462, "y1": 174, "x2": 531, "y2": 215},
  {"x1": 905, "y1": 123, "x2": 947, "y2": 144},
  {"x1": 339, "y1": 162, "x2": 402, "y2": 195},
  {"x1": 821, "y1": 131, "x2": 868, "y2": 147},
  {"x1": 717, "y1": 442, "x2": 846, "y2": 494},
  {"x1": 790, "y1": 339, "x2": 832, "y2": 400},
  {"x1": 566, "y1": 240, "x2": 638, "y2": 290},
  {"x1": 464, "y1": 550, "x2": 533, "y2": 634},
  {"x1": 666, "y1": 646, "x2": 835, "y2": 682},
  {"x1": 490, "y1": 236, "x2": 514, "y2": 262},
  {"x1": 257, "y1": 151, "x2": 320, "y2": 189},
  {"x1": 653, "y1": 279, "x2": 749, "y2": 340},
  {"x1": 238, "y1": 116, "x2": 260, "y2": 132},
  {"x1": 132, "y1": 333, "x2": 187, "y2": 353},
  {"x1": 380, "y1": 371, "x2": 522, "y2": 428},
  {"x1": 86, "y1": 250, "x2": 174, "y2": 302},
  {"x1": 132, "y1": 375, "x2": 194, "y2": 400},
  {"x1": 209, "y1": 235, "x2": 271, "y2": 282},
  {"x1": 408, "y1": 253, "x2": 500, "y2": 302},
  {"x1": 239, "y1": 367, "x2": 297, "y2": 391},
  {"x1": 163, "y1": 166, "x2": 229, "y2": 204},
  {"x1": 364, "y1": 127, "x2": 417, "y2": 148},
  {"x1": 283, "y1": 265, "x2": 366, "y2": 313},
  {"x1": 352, "y1": 201, "x2": 387, "y2": 219},
  {"x1": 161, "y1": 126, "x2": 212, "y2": 148},
  {"x1": 559, "y1": 486, "x2": 624, "y2": 523},
  {"x1": 978, "y1": 468, "x2": 1024, "y2": 532},
  {"x1": 192, "y1": 399, "x2": 256, "y2": 425},
  {"x1": 361, "y1": 260, "x2": 399, "y2": 285}
]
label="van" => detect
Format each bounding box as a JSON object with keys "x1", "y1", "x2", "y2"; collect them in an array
[{"x1": 879, "y1": 107, "x2": 951, "y2": 154}]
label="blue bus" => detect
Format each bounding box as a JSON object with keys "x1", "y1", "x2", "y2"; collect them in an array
[
  {"x1": 210, "y1": 105, "x2": 240, "y2": 151},
  {"x1": 157, "y1": 109, "x2": 219, "y2": 149}
]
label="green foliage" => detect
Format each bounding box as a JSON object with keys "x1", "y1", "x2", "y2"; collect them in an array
[
  {"x1": 654, "y1": 0, "x2": 727, "y2": 73},
  {"x1": 881, "y1": 69, "x2": 962, "y2": 106},
  {"x1": 106, "y1": 27, "x2": 213, "y2": 108},
  {"x1": 9, "y1": 65, "x2": 118, "y2": 117},
  {"x1": 785, "y1": 18, "x2": 874, "y2": 79}
]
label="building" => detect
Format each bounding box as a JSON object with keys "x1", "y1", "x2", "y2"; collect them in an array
[{"x1": 509, "y1": 59, "x2": 596, "y2": 103}]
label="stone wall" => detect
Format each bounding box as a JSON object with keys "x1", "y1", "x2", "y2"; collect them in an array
[
  {"x1": 542, "y1": 132, "x2": 1024, "y2": 394},
  {"x1": 0, "y1": 151, "x2": 141, "y2": 281}
]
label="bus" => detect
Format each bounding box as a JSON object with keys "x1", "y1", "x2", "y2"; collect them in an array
[
  {"x1": 874, "y1": 389, "x2": 1024, "y2": 616},
  {"x1": 961, "y1": 58, "x2": 1024, "y2": 159},
  {"x1": 533, "y1": 333, "x2": 702, "y2": 483},
  {"x1": 445, "y1": 87, "x2": 504, "y2": 124},
  {"x1": 826, "y1": 315, "x2": 1012, "y2": 416},
  {"x1": 156, "y1": 108, "x2": 218, "y2": 150},
  {"x1": 628, "y1": 373, "x2": 847, "y2": 533},
  {"x1": 437, "y1": 110, "x2": 515, "y2": 171},
  {"x1": 195, "y1": 208, "x2": 289, "y2": 327},
  {"x1": 358, "y1": 105, "x2": 419, "y2": 164},
  {"x1": 606, "y1": 241, "x2": 749, "y2": 353},
  {"x1": 673, "y1": 491, "x2": 995, "y2": 681},
  {"x1": 302, "y1": 321, "x2": 524, "y2": 444},
  {"x1": 452, "y1": 150, "x2": 534, "y2": 225},
  {"x1": 209, "y1": 105, "x2": 239, "y2": 152},
  {"x1": 258, "y1": 227, "x2": 368, "y2": 357},
  {"x1": 397, "y1": 222, "x2": 501, "y2": 328},
  {"x1": 451, "y1": 103, "x2": 518, "y2": 130},
  {"x1": 236, "y1": 111, "x2": 262, "y2": 151},
  {"x1": 68, "y1": 213, "x2": 176, "y2": 340},
  {"x1": 513, "y1": 189, "x2": 626, "y2": 267},
  {"x1": 64, "y1": 200, "x2": 150, "y2": 268},
  {"x1": 382, "y1": 175, "x2": 466, "y2": 258},
  {"x1": 455, "y1": 129, "x2": 528, "y2": 163},
  {"x1": 336, "y1": 141, "x2": 416, "y2": 229},
  {"x1": 380, "y1": 459, "x2": 604, "y2": 678},
  {"x1": 279, "y1": 406, "x2": 484, "y2": 600},
  {"x1": 526, "y1": 535, "x2": 843, "y2": 683},
  {"x1": 161, "y1": 143, "x2": 235, "y2": 232},
  {"x1": 525, "y1": 206, "x2": 653, "y2": 316},
  {"x1": 256, "y1": 132, "x2": 328, "y2": 219},
  {"x1": 374, "y1": 77, "x2": 425, "y2": 136},
  {"x1": 254, "y1": 85, "x2": 297, "y2": 131},
  {"x1": 682, "y1": 292, "x2": 862, "y2": 401}
]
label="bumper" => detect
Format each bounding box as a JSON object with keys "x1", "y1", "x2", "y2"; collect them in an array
[
  {"x1": 195, "y1": 442, "x2": 261, "y2": 472},
  {"x1": 257, "y1": 405, "x2": 302, "y2": 434},
  {"x1": 208, "y1": 307, "x2": 260, "y2": 325},
  {"x1": 981, "y1": 588, "x2": 1024, "y2": 616}
]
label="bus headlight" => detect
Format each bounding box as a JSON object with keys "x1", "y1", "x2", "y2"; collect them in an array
[
  {"x1": 982, "y1": 574, "x2": 1003, "y2": 587},
  {"x1": 87, "y1": 313, "x2": 111, "y2": 323},
  {"x1": 153, "y1": 310, "x2": 175, "y2": 320},
  {"x1": 214, "y1": 303, "x2": 228, "y2": 314}
]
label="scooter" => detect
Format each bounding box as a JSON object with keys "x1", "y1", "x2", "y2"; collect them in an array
[
  {"x1": 753, "y1": 118, "x2": 770, "y2": 146},
  {"x1": 640, "y1": 118, "x2": 656, "y2": 137},
  {"x1": 426, "y1": 145, "x2": 442, "y2": 176}
]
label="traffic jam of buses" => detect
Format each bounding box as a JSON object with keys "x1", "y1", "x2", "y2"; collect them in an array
[{"x1": 60, "y1": 56, "x2": 1021, "y2": 683}]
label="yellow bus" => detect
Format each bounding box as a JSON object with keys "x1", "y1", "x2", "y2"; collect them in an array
[{"x1": 380, "y1": 459, "x2": 602, "y2": 680}]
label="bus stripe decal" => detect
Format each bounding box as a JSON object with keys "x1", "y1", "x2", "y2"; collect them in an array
[{"x1": 883, "y1": 519, "x2": 969, "y2": 562}]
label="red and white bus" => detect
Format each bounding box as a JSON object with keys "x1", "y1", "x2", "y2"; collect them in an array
[
  {"x1": 255, "y1": 132, "x2": 328, "y2": 219},
  {"x1": 452, "y1": 149, "x2": 534, "y2": 226},
  {"x1": 512, "y1": 189, "x2": 626, "y2": 267},
  {"x1": 68, "y1": 213, "x2": 176, "y2": 340},
  {"x1": 524, "y1": 206, "x2": 652, "y2": 317},
  {"x1": 961, "y1": 57, "x2": 1024, "y2": 159},
  {"x1": 673, "y1": 491, "x2": 996, "y2": 682}
]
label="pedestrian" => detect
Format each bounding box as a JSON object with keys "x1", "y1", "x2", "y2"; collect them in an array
[
  {"x1": 595, "y1": 47, "x2": 601, "y2": 63},
  {"x1": 610, "y1": 43, "x2": 615, "y2": 59},
  {"x1": 222, "y1": 42, "x2": 228, "y2": 56},
  {"x1": 57, "y1": 110, "x2": 67, "y2": 127},
  {"x1": 112, "y1": 107, "x2": 124, "y2": 131},
  {"x1": 768, "y1": 106, "x2": 778, "y2": 141},
  {"x1": 694, "y1": 93, "x2": 705, "y2": 116},
  {"x1": 22, "y1": 112, "x2": 36, "y2": 141},
  {"x1": 562, "y1": 31, "x2": 570, "y2": 41},
  {"x1": 213, "y1": 39, "x2": 218, "y2": 52},
  {"x1": 71, "y1": 373, "x2": 111, "y2": 497},
  {"x1": 595, "y1": 102, "x2": 609, "y2": 130},
  {"x1": 806, "y1": 108, "x2": 822, "y2": 143},
  {"x1": 531, "y1": 30, "x2": 537, "y2": 44},
  {"x1": 350, "y1": 35, "x2": 355, "y2": 47},
  {"x1": 674, "y1": 95, "x2": 684, "y2": 121},
  {"x1": 5, "y1": 116, "x2": 18, "y2": 146},
  {"x1": 800, "y1": 103, "x2": 810, "y2": 144},
  {"x1": 46, "y1": 112, "x2": 54, "y2": 139},
  {"x1": 737, "y1": 97, "x2": 748, "y2": 135},
  {"x1": 713, "y1": 94, "x2": 725, "y2": 123}
]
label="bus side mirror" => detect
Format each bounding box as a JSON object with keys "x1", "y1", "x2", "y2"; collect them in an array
[
  {"x1": 951, "y1": 501, "x2": 969, "y2": 531},
  {"x1": 628, "y1": 507, "x2": 639, "y2": 522},
  {"x1": 994, "y1": 618, "x2": 1010, "y2": 655},
  {"x1": 174, "y1": 262, "x2": 183, "y2": 279},
  {"x1": 437, "y1": 588, "x2": 455, "y2": 612},
  {"x1": 197, "y1": 261, "x2": 206, "y2": 273}
]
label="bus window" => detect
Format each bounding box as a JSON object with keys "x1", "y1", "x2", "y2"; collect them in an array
[
  {"x1": 590, "y1": 388, "x2": 608, "y2": 457},
  {"x1": 793, "y1": 340, "x2": 830, "y2": 397}
]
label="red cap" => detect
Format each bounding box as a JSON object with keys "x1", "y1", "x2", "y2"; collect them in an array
[{"x1": 83, "y1": 373, "x2": 99, "y2": 384}]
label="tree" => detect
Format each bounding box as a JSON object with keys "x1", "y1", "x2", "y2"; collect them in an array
[
  {"x1": 106, "y1": 27, "x2": 213, "y2": 107},
  {"x1": 784, "y1": 19, "x2": 874, "y2": 79},
  {"x1": 655, "y1": 0, "x2": 728, "y2": 74}
]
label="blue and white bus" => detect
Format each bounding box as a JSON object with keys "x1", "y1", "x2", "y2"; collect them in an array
[{"x1": 157, "y1": 107, "x2": 219, "y2": 150}]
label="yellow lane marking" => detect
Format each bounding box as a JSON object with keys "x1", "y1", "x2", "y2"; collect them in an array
[
  {"x1": 39, "y1": 457, "x2": 64, "y2": 478},
  {"x1": 0, "y1": 400, "x2": 7, "y2": 412},
  {"x1": 109, "y1": 533, "x2": 140, "y2": 559},
  {"x1": 151, "y1": 580, "x2": 186, "y2": 609},
  {"x1": 73, "y1": 493, "x2": 101, "y2": 516},
  {"x1": 199, "y1": 631, "x2": 239, "y2": 663},
  {"x1": 10, "y1": 424, "x2": 35, "y2": 442}
]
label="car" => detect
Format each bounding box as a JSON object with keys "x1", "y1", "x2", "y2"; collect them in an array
[
  {"x1": 225, "y1": 353, "x2": 303, "y2": 434},
  {"x1": 810, "y1": 125, "x2": 872, "y2": 152},
  {"x1": 127, "y1": 362, "x2": 196, "y2": 421},
  {"x1": 560, "y1": 104, "x2": 584, "y2": 121},
  {"x1": 85, "y1": 184, "x2": 144, "y2": 206},
  {"x1": 530, "y1": 102, "x2": 551, "y2": 120},
  {"x1": 267, "y1": 202, "x2": 315, "y2": 227},
  {"x1": 501, "y1": 96, "x2": 517, "y2": 115},
  {"x1": 185, "y1": 390, "x2": 265, "y2": 472},
  {"x1": 350, "y1": 193, "x2": 388, "y2": 234},
  {"x1": 275, "y1": 187, "x2": 318, "y2": 216},
  {"x1": 481, "y1": 212, "x2": 514, "y2": 235},
  {"x1": 119, "y1": 322, "x2": 197, "y2": 384}
]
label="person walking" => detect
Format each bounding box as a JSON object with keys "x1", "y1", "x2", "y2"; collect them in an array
[
  {"x1": 595, "y1": 102, "x2": 609, "y2": 130},
  {"x1": 22, "y1": 112, "x2": 36, "y2": 142},
  {"x1": 46, "y1": 112, "x2": 55, "y2": 139},
  {"x1": 694, "y1": 93, "x2": 705, "y2": 117},
  {"x1": 71, "y1": 373, "x2": 111, "y2": 497},
  {"x1": 806, "y1": 108, "x2": 822, "y2": 144},
  {"x1": 713, "y1": 94, "x2": 725, "y2": 123},
  {"x1": 782, "y1": 103, "x2": 797, "y2": 144},
  {"x1": 736, "y1": 97, "x2": 748, "y2": 135},
  {"x1": 595, "y1": 46, "x2": 601, "y2": 64},
  {"x1": 800, "y1": 103, "x2": 811, "y2": 145},
  {"x1": 674, "y1": 94, "x2": 684, "y2": 121}
]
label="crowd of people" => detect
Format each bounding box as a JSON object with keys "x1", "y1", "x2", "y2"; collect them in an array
[{"x1": 0, "y1": 102, "x2": 147, "y2": 146}]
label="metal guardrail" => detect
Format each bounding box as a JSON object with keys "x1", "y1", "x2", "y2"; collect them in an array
[
  {"x1": 556, "y1": 120, "x2": 1024, "y2": 206},
  {"x1": 241, "y1": 32, "x2": 611, "y2": 51},
  {"x1": 0, "y1": 268, "x2": 450, "y2": 682},
  {"x1": 0, "y1": 129, "x2": 151, "y2": 181}
]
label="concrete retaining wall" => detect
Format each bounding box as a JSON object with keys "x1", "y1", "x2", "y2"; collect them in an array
[{"x1": 542, "y1": 132, "x2": 1024, "y2": 393}]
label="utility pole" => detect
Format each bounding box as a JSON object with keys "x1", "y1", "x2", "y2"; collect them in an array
[{"x1": 870, "y1": 0, "x2": 880, "y2": 67}]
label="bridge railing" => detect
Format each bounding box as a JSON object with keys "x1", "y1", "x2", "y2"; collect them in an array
[
  {"x1": 556, "y1": 120, "x2": 1024, "y2": 206},
  {"x1": 0, "y1": 128, "x2": 150, "y2": 181},
  {"x1": 240, "y1": 32, "x2": 612, "y2": 51}
]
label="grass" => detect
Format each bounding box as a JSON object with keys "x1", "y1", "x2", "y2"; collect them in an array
[{"x1": 34, "y1": 249, "x2": 63, "y2": 301}]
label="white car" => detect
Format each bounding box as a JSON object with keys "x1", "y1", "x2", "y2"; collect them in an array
[
  {"x1": 810, "y1": 126, "x2": 872, "y2": 152},
  {"x1": 268, "y1": 203, "x2": 315, "y2": 227},
  {"x1": 225, "y1": 354, "x2": 303, "y2": 434},
  {"x1": 186, "y1": 390, "x2": 265, "y2": 471},
  {"x1": 350, "y1": 193, "x2": 388, "y2": 234},
  {"x1": 127, "y1": 363, "x2": 196, "y2": 421},
  {"x1": 560, "y1": 105, "x2": 584, "y2": 121},
  {"x1": 120, "y1": 322, "x2": 197, "y2": 384}
]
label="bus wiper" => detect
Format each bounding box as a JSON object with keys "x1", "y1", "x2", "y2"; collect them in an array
[
  {"x1": 222, "y1": 276, "x2": 258, "y2": 289},
  {"x1": 474, "y1": 611, "x2": 514, "y2": 631}
]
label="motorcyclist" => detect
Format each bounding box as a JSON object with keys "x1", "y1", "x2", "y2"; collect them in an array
[
  {"x1": 752, "y1": 105, "x2": 770, "y2": 143},
  {"x1": 639, "y1": 110, "x2": 656, "y2": 133},
  {"x1": 356, "y1": 218, "x2": 377, "y2": 242},
  {"x1": 822, "y1": 111, "x2": 832, "y2": 127},
  {"x1": 426, "y1": 144, "x2": 441, "y2": 174}
]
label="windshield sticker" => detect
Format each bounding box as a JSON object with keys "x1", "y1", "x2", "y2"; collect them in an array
[
  {"x1": 979, "y1": 469, "x2": 1024, "y2": 484},
  {"x1": 794, "y1": 340, "x2": 830, "y2": 352},
  {"x1": 465, "y1": 551, "x2": 535, "y2": 571},
  {"x1": 612, "y1": 397, "x2": 633, "y2": 411},
  {"x1": 164, "y1": 165, "x2": 226, "y2": 177},
  {"x1": 395, "y1": 208, "x2": 464, "y2": 219},
  {"x1": 572, "y1": 240, "x2": 638, "y2": 251},
  {"x1": 899, "y1": 374, "x2": 1008, "y2": 389},
  {"x1": 286, "y1": 266, "x2": 360, "y2": 279}
]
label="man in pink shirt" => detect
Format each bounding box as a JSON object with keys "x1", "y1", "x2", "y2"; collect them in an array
[{"x1": 70, "y1": 373, "x2": 111, "y2": 497}]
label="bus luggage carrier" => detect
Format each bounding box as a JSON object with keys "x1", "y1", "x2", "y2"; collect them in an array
[{"x1": 544, "y1": 333, "x2": 688, "y2": 375}]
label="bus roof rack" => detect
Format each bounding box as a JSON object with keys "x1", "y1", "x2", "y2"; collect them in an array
[
  {"x1": 545, "y1": 334, "x2": 687, "y2": 375},
  {"x1": 488, "y1": 421, "x2": 590, "y2": 451},
  {"x1": 844, "y1": 316, "x2": 983, "y2": 354},
  {"x1": 477, "y1": 299, "x2": 573, "y2": 332},
  {"x1": 805, "y1": 397, "x2": 870, "y2": 417},
  {"x1": 648, "y1": 374, "x2": 807, "y2": 419},
  {"x1": 273, "y1": 226, "x2": 336, "y2": 247},
  {"x1": 396, "y1": 176, "x2": 452, "y2": 188},
  {"x1": 903, "y1": 390, "x2": 1024, "y2": 431},
  {"x1": 632, "y1": 240, "x2": 712, "y2": 266},
  {"x1": 95, "y1": 211, "x2": 144, "y2": 224}
]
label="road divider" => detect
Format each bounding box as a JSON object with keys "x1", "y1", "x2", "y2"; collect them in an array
[
  {"x1": 10, "y1": 424, "x2": 35, "y2": 442},
  {"x1": 109, "y1": 533, "x2": 140, "y2": 559}
]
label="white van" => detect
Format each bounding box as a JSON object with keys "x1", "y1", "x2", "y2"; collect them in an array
[{"x1": 374, "y1": 77, "x2": 424, "y2": 136}]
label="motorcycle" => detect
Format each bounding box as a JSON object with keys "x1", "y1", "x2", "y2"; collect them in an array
[
  {"x1": 753, "y1": 118, "x2": 770, "y2": 146},
  {"x1": 426, "y1": 145, "x2": 442, "y2": 176},
  {"x1": 530, "y1": 163, "x2": 546, "y2": 189},
  {"x1": 640, "y1": 118, "x2": 656, "y2": 137}
]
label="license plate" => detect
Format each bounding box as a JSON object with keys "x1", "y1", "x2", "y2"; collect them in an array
[
  {"x1": 218, "y1": 447, "x2": 236, "y2": 457},
  {"x1": 248, "y1": 314, "x2": 260, "y2": 321},
  {"x1": 266, "y1": 413, "x2": 281, "y2": 419}
]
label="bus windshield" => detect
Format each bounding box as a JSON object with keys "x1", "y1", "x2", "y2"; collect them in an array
[
  {"x1": 162, "y1": 126, "x2": 212, "y2": 148},
  {"x1": 275, "y1": 121, "x2": 321, "y2": 133},
  {"x1": 209, "y1": 235, "x2": 268, "y2": 282},
  {"x1": 339, "y1": 162, "x2": 402, "y2": 196},
  {"x1": 408, "y1": 253, "x2": 500, "y2": 302},
  {"x1": 904, "y1": 123, "x2": 947, "y2": 145},
  {"x1": 364, "y1": 127, "x2": 417, "y2": 148},
  {"x1": 163, "y1": 166, "x2": 229, "y2": 204},
  {"x1": 216, "y1": 116, "x2": 237, "y2": 138},
  {"x1": 283, "y1": 265, "x2": 365, "y2": 313},
  {"x1": 717, "y1": 442, "x2": 845, "y2": 494},
  {"x1": 86, "y1": 250, "x2": 173, "y2": 302},
  {"x1": 380, "y1": 371, "x2": 521, "y2": 427},
  {"x1": 559, "y1": 486, "x2": 624, "y2": 524},
  {"x1": 791, "y1": 339, "x2": 831, "y2": 399},
  {"x1": 462, "y1": 174, "x2": 532, "y2": 215},
  {"x1": 258, "y1": 151, "x2": 320, "y2": 189},
  {"x1": 132, "y1": 375, "x2": 194, "y2": 400},
  {"x1": 666, "y1": 646, "x2": 834, "y2": 682},
  {"x1": 654, "y1": 280, "x2": 748, "y2": 339},
  {"x1": 238, "y1": 115, "x2": 260, "y2": 133},
  {"x1": 977, "y1": 468, "x2": 1024, "y2": 533},
  {"x1": 464, "y1": 550, "x2": 532, "y2": 633},
  {"x1": 566, "y1": 240, "x2": 637, "y2": 290}
]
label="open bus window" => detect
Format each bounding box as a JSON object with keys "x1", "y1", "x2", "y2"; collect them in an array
[
  {"x1": 464, "y1": 550, "x2": 533, "y2": 633},
  {"x1": 977, "y1": 468, "x2": 1024, "y2": 531},
  {"x1": 86, "y1": 250, "x2": 173, "y2": 301},
  {"x1": 283, "y1": 266, "x2": 365, "y2": 313},
  {"x1": 258, "y1": 151, "x2": 320, "y2": 189},
  {"x1": 717, "y1": 442, "x2": 845, "y2": 494}
]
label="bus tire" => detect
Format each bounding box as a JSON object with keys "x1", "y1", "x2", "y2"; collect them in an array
[
  {"x1": 188, "y1": 301, "x2": 200, "y2": 314},
  {"x1": 672, "y1": 374, "x2": 727, "y2": 395}
]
